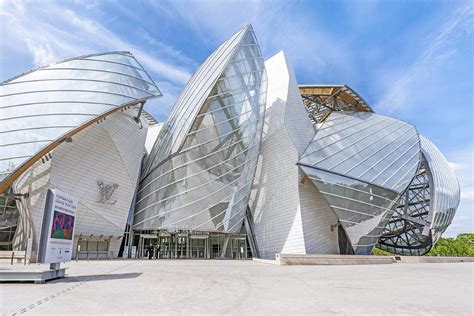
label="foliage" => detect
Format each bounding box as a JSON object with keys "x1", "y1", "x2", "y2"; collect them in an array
[
  {"x1": 427, "y1": 234, "x2": 474, "y2": 257},
  {"x1": 371, "y1": 234, "x2": 474, "y2": 257},
  {"x1": 371, "y1": 247, "x2": 392, "y2": 256}
]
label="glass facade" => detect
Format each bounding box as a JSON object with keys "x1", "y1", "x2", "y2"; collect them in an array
[
  {"x1": 0, "y1": 192, "x2": 18, "y2": 250},
  {"x1": 0, "y1": 51, "x2": 161, "y2": 185},
  {"x1": 0, "y1": 26, "x2": 460, "y2": 259},
  {"x1": 377, "y1": 135, "x2": 460, "y2": 255},
  {"x1": 298, "y1": 111, "x2": 423, "y2": 254},
  {"x1": 134, "y1": 26, "x2": 266, "y2": 234},
  {"x1": 299, "y1": 112, "x2": 420, "y2": 193},
  {"x1": 300, "y1": 166, "x2": 399, "y2": 254}
]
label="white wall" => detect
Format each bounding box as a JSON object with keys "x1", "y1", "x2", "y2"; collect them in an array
[
  {"x1": 144, "y1": 123, "x2": 163, "y2": 155},
  {"x1": 249, "y1": 51, "x2": 339, "y2": 259},
  {"x1": 12, "y1": 109, "x2": 148, "y2": 259}
]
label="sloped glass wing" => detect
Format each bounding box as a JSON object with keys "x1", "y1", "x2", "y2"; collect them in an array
[{"x1": 134, "y1": 26, "x2": 266, "y2": 233}]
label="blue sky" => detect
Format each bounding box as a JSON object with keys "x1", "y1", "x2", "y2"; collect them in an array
[{"x1": 1, "y1": 0, "x2": 472, "y2": 236}]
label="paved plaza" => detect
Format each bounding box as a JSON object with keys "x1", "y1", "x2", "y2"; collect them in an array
[{"x1": 1, "y1": 260, "x2": 473, "y2": 315}]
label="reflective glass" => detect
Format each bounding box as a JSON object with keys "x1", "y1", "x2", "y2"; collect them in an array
[{"x1": 135, "y1": 27, "x2": 266, "y2": 233}]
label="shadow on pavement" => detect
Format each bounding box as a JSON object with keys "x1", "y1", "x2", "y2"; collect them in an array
[{"x1": 51, "y1": 272, "x2": 142, "y2": 283}]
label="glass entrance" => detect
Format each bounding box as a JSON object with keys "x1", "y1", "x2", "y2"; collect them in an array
[
  {"x1": 159, "y1": 235, "x2": 173, "y2": 259},
  {"x1": 190, "y1": 237, "x2": 207, "y2": 258},
  {"x1": 176, "y1": 235, "x2": 188, "y2": 259},
  {"x1": 131, "y1": 231, "x2": 252, "y2": 259},
  {"x1": 140, "y1": 235, "x2": 158, "y2": 259}
]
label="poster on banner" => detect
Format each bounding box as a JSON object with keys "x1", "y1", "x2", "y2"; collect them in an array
[{"x1": 37, "y1": 189, "x2": 78, "y2": 263}]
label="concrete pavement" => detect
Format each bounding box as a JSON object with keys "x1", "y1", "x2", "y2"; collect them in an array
[{"x1": 1, "y1": 260, "x2": 472, "y2": 315}]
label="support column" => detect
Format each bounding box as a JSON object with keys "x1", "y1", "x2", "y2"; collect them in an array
[{"x1": 220, "y1": 235, "x2": 230, "y2": 259}]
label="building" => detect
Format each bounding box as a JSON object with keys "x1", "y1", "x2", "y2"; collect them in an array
[
  {"x1": 0, "y1": 26, "x2": 460, "y2": 261},
  {"x1": 131, "y1": 25, "x2": 266, "y2": 259},
  {"x1": 0, "y1": 52, "x2": 161, "y2": 260}
]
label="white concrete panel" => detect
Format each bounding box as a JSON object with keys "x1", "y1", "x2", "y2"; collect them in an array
[
  {"x1": 145, "y1": 123, "x2": 163, "y2": 154},
  {"x1": 11, "y1": 110, "x2": 146, "y2": 258},
  {"x1": 249, "y1": 51, "x2": 338, "y2": 259}
]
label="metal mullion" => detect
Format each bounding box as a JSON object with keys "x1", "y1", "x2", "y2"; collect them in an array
[
  {"x1": 179, "y1": 120, "x2": 251, "y2": 154},
  {"x1": 0, "y1": 113, "x2": 96, "y2": 122},
  {"x1": 382, "y1": 151, "x2": 421, "y2": 187},
  {"x1": 146, "y1": 33, "x2": 243, "y2": 170},
  {"x1": 329, "y1": 204, "x2": 383, "y2": 219},
  {"x1": 313, "y1": 117, "x2": 401, "y2": 166},
  {"x1": 305, "y1": 174, "x2": 394, "y2": 202},
  {"x1": 351, "y1": 134, "x2": 417, "y2": 178},
  {"x1": 320, "y1": 190, "x2": 396, "y2": 214},
  {"x1": 394, "y1": 157, "x2": 426, "y2": 188},
  {"x1": 0, "y1": 125, "x2": 76, "y2": 135},
  {"x1": 5, "y1": 78, "x2": 157, "y2": 96},
  {"x1": 194, "y1": 96, "x2": 248, "y2": 119},
  {"x1": 143, "y1": 160, "x2": 258, "y2": 228},
  {"x1": 315, "y1": 113, "x2": 358, "y2": 131},
  {"x1": 167, "y1": 175, "x2": 256, "y2": 227},
  {"x1": 135, "y1": 152, "x2": 255, "y2": 210},
  {"x1": 138, "y1": 137, "x2": 258, "y2": 195},
  {"x1": 0, "y1": 100, "x2": 118, "y2": 110},
  {"x1": 167, "y1": 30, "x2": 245, "y2": 139},
  {"x1": 308, "y1": 115, "x2": 391, "y2": 156},
  {"x1": 229, "y1": 56, "x2": 264, "y2": 65},
  {"x1": 0, "y1": 155, "x2": 31, "y2": 162},
  {"x1": 368, "y1": 136, "x2": 420, "y2": 182},
  {"x1": 328, "y1": 121, "x2": 409, "y2": 170},
  {"x1": 0, "y1": 139, "x2": 53, "y2": 148},
  {"x1": 215, "y1": 69, "x2": 262, "y2": 84},
  {"x1": 192, "y1": 188, "x2": 251, "y2": 231},
  {"x1": 134, "y1": 172, "x2": 243, "y2": 226},
  {"x1": 78, "y1": 57, "x2": 146, "y2": 72},
  {"x1": 0, "y1": 89, "x2": 140, "y2": 100},
  {"x1": 338, "y1": 219, "x2": 387, "y2": 230},
  {"x1": 152, "y1": 133, "x2": 250, "y2": 191},
  {"x1": 301, "y1": 115, "x2": 390, "y2": 159},
  {"x1": 223, "y1": 196, "x2": 254, "y2": 232},
  {"x1": 38, "y1": 67, "x2": 158, "y2": 87},
  {"x1": 207, "y1": 82, "x2": 261, "y2": 99}
]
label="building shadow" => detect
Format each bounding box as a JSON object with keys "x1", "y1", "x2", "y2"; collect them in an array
[{"x1": 51, "y1": 272, "x2": 141, "y2": 283}]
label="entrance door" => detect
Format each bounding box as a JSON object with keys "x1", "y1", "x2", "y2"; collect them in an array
[
  {"x1": 190, "y1": 238, "x2": 206, "y2": 258},
  {"x1": 159, "y1": 236, "x2": 173, "y2": 259},
  {"x1": 140, "y1": 235, "x2": 158, "y2": 258},
  {"x1": 176, "y1": 235, "x2": 188, "y2": 259}
]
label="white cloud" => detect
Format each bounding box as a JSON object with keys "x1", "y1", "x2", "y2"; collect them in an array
[
  {"x1": 148, "y1": 0, "x2": 352, "y2": 79},
  {"x1": 376, "y1": 3, "x2": 473, "y2": 114},
  {"x1": 0, "y1": 1, "x2": 192, "y2": 85}
]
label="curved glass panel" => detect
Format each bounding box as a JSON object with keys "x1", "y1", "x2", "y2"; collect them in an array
[
  {"x1": 0, "y1": 52, "x2": 161, "y2": 183},
  {"x1": 300, "y1": 165, "x2": 399, "y2": 254},
  {"x1": 299, "y1": 111, "x2": 420, "y2": 193},
  {"x1": 378, "y1": 135, "x2": 460, "y2": 255},
  {"x1": 420, "y1": 135, "x2": 460, "y2": 240},
  {"x1": 135, "y1": 26, "x2": 266, "y2": 233}
]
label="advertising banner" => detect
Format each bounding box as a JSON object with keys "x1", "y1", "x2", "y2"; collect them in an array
[{"x1": 38, "y1": 189, "x2": 78, "y2": 263}]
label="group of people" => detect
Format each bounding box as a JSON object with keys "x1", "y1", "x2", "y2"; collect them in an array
[{"x1": 146, "y1": 244, "x2": 161, "y2": 259}]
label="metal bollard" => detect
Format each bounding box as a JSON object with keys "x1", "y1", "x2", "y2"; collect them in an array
[{"x1": 11, "y1": 252, "x2": 14, "y2": 265}]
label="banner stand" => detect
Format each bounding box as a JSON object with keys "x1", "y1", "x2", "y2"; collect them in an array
[{"x1": 0, "y1": 189, "x2": 76, "y2": 283}]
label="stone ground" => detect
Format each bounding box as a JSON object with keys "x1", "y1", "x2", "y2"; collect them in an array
[{"x1": 0, "y1": 260, "x2": 473, "y2": 315}]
